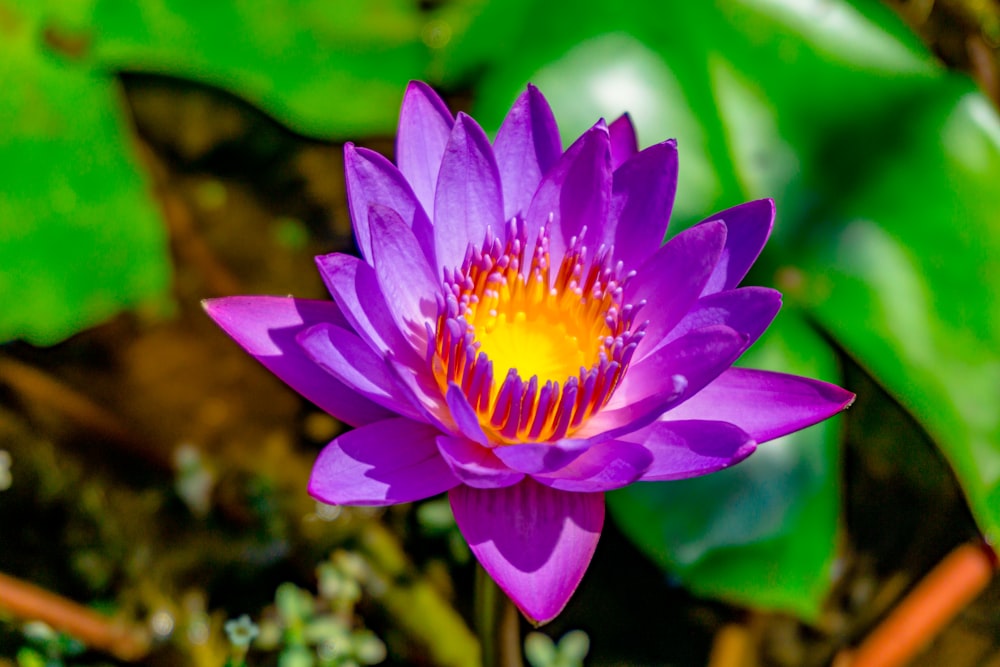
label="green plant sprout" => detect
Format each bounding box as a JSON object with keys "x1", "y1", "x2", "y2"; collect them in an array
[
  {"x1": 240, "y1": 551, "x2": 386, "y2": 667},
  {"x1": 524, "y1": 629, "x2": 590, "y2": 667}
]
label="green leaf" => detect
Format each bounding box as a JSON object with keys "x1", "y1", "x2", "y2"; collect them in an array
[
  {"x1": 86, "y1": 0, "x2": 431, "y2": 137},
  {"x1": 0, "y1": 2, "x2": 170, "y2": 345},
  {"x1": 447, "y1": 0, "x2": 942, "y2": 229},
  {"x1": 795, "y1": 80, "x2": 1000, "y2": 542},
  {"x1": 608, "y1": 311, "x2": 844, "y2": 620}
]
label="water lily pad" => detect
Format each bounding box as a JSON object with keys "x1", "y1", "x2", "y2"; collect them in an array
[
  {"x1": 609, "y1": 311, "x2": 843, "y2": 619},
  {"x1": 86, "y1": 0, "x2": 430, "y2": 137},
  {"x1": 796, "y1": 82, "x2": 1000, "y2": 543},
  {"x1": 0, "y1": 3, "x2": 169, "y2": 344}
]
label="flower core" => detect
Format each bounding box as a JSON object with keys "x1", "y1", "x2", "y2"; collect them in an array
[{"x1": 434, "y1": 221, "x2": 645, "y2": 444}]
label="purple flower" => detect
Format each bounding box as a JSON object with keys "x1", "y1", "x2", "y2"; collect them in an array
[{"x1": 205, "y1": 82, "x2": 854, "y2": 624}]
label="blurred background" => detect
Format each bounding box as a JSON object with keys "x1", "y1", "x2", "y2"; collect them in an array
[{"x1": 1, "y1": 0, "x2": 1000, "y2": 665}]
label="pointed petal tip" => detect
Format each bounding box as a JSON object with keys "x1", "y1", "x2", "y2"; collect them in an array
[
  {"x1": 608, "y1": 113, "x2": 638, "y2": 167},
  {"x1": 525, "y1": 83, "x2": 550, "y2": 105},
  {"x1": 626, "y1": 419, "x2": 758, "y2": 482},
  {"x1": 839, "y1": 388, "x2": 857, "y2": 412},
  {"x1": 663, "y1": 368, "x2": 855, "y2": 444},
  {"x1": 450, "y1": 481, "x2": 604, "y2": 626},
  {"x1": 701, "y1": 216, "x2": 729, "y2": 235},
  {"x1": 733, "y1": 439, "x2": 758, "y2": 466},
  {"x1": 306, "y1": 472, "x2": 344, "y2": 507},
  {"x1": 809, "y1": 377, "x2": 856, "y2": 415},
  {"x1": 404, "y1": 79, "x2": 442, "y2": 101},
  {"x1": 445, "y1": 383, "x2": 490, "y2": 446},
  {"x1": 751, "y1": 197, "x2": 777, "y2": 233},
  {"x1": 518, "y1": 600, "x2": 568, "y2": 627},
  {"x1": 577, "y1": 118, "x2": 611, "y2": 141}
]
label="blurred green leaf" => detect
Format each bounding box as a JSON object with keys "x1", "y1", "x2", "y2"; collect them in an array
[
  {"x1": 0, "y1": 2, "x2": 170, "y2": 345},
  {"x1": 796, "y1": 81, "x2": 1000, "y2": 543},
  {"x1": 444, "y1": 0, "x2": 940, "y2": 228},
  {"x1": 87, "y1": 0, "x2": 431, "y2": 137},
  {"x1": 608, "y1": 311, "x2": 843, "y2": 619}
]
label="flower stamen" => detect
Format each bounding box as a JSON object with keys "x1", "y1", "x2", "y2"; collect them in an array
[{"x1": 434, "y1": 219, "x2": 645, "y2": 443}]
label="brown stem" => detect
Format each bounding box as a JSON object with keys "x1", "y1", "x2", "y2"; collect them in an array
[
  {"x1": 0, "y1": 571, "x2": 149, "y2": 661},
  {"x1": 841, "y1": 541, "x2": 996, "y2": 667},
  {"x1": 708, "y1": 624, "x2": 753, "y2": 667},
  {"x1": 968, "y1": 34, "x2": 1000, "y2": 110},
  {"x1": 0, "y1": 356, "x2": 168, "y2": 470},
  {"x1": 160, "y1": 191, "x2": 243, "y2": 297}
]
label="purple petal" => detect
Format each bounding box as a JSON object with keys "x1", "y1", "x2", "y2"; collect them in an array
[
  {"x1": 524, "y1": 122, "x2": 612, "y2": 266},
  {"x1": 343, "y1": 144, "x2": 435, "y2": 264},
  {"x1": 296, "y1": 323, "x2": 422, "y2": 421},
  {"x1": 309, "y1": 418, "x2": 458, "y2": 505},
  {"x1": 619, "y1": 420, "x2": 756, "y2": 481},
  {"x1": 368, "y1": 204, "x2": 440, "y2": 344},
  {"x1": 434, "y1": 113, "x2": 505, "y2": 271},
  {"x1": 386, "y1": 357, "x2": 456, "y2": 432},
  {"x1": 611, "y1": 139, "x2": 679, "y2": 271},
  {"x1": 437, "y1": 436, "x2": 525, "y2": 489},
  {"x1": 493, "y1": 439, "x2": 592, "y2": 475},
  {"x1": 608, "y1": 113, "x2": 638, "y2": 169},
  {"x1": 651, "y1": 286, "x2": 782, "y2": 360},
  {"x1": 662, "y1": 367, "x2": 856, "y2": 443},
  {"x1": 493, "y1": 84, "x2": 562, "y2": 220},
  {"x1": 582, "y1": 325, "x2": 748, "y2": 439},
  {"x1": 628, "y1": 221, "x2": 728, "y2": 361},
  {"x1": 314, "y1": 253, "x2": 420, "y2": 365},
  {"x1": 534, "y1": 440, "x2": 653, "y2": 492},
  {"x1": 203, "y1": 296, "x2": 393, "y2": 427},
  {"x1": 396, "y1": 81, "x2": 454, "y2": 216},
  {"x1": 445, "y1": 383, "x2": 490, "y2": 446},
  {"x1": 450, "y1": 480, "x2": 604, "y2": 624},
  {"x1": 699, "y1": 199, "x2": 775, "y2": 295}
]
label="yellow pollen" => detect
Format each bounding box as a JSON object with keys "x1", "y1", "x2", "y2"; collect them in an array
[
  {"x1": 433, "y1": 225, "x2": 635, "y2": 444},
  {"x1": 473, "y1": 285, "x2": 604, "y2": 395}
]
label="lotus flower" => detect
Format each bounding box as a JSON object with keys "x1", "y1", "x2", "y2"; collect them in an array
[{"x1": 204, "y1": 82, "x2": 854, "y2": 624}]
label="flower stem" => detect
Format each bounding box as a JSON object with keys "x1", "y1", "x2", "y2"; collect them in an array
[
  {"x1": 841, "y1": 540, "x2": 997, "y2": 667},
  {"x1": 0, "y1": 570, "x2": 148, "y2": 661},
  {"x1": 474, "y1": 565, "x2": 523, "y2": 667}
]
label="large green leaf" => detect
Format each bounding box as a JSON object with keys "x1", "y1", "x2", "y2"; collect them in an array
[
  {"x1": 442, "y1": 0, "x2": 941, "y2": 228},
  {"x1": 796, "y1": 81, "x2": 1000, "y2": 542},
  {"x1": 608, "y1": 312, "x2": 844, "y2": 620},
  {"x1": 86, "y1": 0, "x2": 431, "y2": 137},
  {"x1": 0, "y1": 2, "x2": 169, "y2": 345}
]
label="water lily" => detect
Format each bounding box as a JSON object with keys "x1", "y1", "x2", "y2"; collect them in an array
[{"x1": 205, "y1": 82, "x2": 854, "y2": 624}]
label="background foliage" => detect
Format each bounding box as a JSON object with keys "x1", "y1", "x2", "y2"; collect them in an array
[{"x1": 2, "y1": 0, "x2": 1000, "y2": 664}]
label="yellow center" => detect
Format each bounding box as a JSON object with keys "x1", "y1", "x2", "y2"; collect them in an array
[
  {"x1": 476, "y1": 310, "x2": 589, "y2": 386},
  {"x1": 432, "y1": 223, "x2": 635, "y2": 444},
  {"x1": 461, "y1": 263, "x2": 611, "y2": 407}
]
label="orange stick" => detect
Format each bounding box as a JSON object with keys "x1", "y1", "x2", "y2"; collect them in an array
[
  {"x1": 848, "y1": 541, "x2": 996, "y2": 667},
  {"x1": 0, "y1": 571, "x2": 148, "y2": 661},
  {"x1": 707, "y1": 624, "x2": 752, "y2": 667}
]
